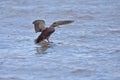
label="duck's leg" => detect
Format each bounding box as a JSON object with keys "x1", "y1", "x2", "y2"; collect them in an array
[{"x1": 46, "y1": 38, "x2": 50, "y2": 43}]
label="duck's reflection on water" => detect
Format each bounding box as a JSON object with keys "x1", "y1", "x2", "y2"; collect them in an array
[{"x1": 35, "y1": 42, "x2": 51, "y2": 54}]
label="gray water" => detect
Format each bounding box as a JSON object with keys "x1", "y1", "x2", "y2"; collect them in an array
[{"x1": 0, "y1": 0, "x2": 120, "y2": 80}]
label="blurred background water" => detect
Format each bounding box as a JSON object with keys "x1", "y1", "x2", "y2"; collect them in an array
[{"x1": 0, "y1": 0, "x2": 120, "y2": 80}]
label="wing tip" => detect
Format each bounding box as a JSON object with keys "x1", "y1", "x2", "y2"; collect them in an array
[{"x1": 32, "y1": 20, "x2": 45, "y2": 24}]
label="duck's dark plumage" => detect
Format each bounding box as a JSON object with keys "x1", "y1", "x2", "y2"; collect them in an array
[
  {"x1": 33, "y1": 20, "x2": 74, "y2": 44},
  {"x1": 35, "y1": 27, "x2": 55, "y2": 44}
]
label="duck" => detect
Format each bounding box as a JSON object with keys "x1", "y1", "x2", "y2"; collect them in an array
[{"x1": 33, "y1": 20, "x2": 74, "y2": 44}]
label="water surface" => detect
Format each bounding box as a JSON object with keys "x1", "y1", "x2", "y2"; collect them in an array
[{"x1": 0, "y1": 0, "x2": 120, "y2": 80}]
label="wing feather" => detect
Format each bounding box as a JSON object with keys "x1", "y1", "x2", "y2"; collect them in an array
[
  {"x1": 55, "y1": 20, "x2": 74, "y2": 25},
  {"x1": 33, "y1": 20, "x2": 46, "y2": 33},
  {"x1": 50, "y1": 20, "x2": 74, "y2": 27}
]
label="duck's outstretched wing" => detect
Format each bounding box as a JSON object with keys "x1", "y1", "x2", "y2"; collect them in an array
[
  {"x1": 50, "y1": 20, "x2": 74, "y2": 27},
  {"x1": 33, "y1": 20, "x2": 46, "y2": 33}
]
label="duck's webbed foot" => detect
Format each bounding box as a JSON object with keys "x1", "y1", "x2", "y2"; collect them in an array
[
  {"x1": 46, "y1": 38, "x2": 50, "y2": 43},
  {"x1": 46, "y1": 38, "x2": 53, "y2": 43}
]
